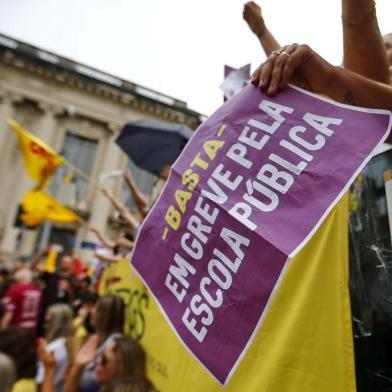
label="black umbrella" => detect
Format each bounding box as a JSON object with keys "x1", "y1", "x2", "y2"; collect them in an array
[{"x1": 116, "y1": 119, "x2": 194, "y2": 176}]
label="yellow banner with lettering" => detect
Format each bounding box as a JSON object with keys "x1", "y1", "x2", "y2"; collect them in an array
[{"x1": 99, "y1": 196, "x2": 355, "y2": 391}]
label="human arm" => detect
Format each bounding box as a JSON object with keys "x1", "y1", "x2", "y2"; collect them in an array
[
  {"x1": 37, "y1": 340, "x2": 56, "y2": 392},
  {"x1": 30, "y1": 246, "x2": 50, "y2": 271},
  {"x1": 101, "y1": 187, "x2": 140, "y2": 232},
  {"x1": 243, "y1": 1, "x2": 280, "y2": 57},
  {"x1": 115, "y1": 236, "x2": 134, "y2": 251},
  {"x1": 0, "y1": 308, "x2": 12, "y2": 329},
  {"x1": 63, "y1": 363, "x2": 84, "y2": 392},
  {"x1": 94, "y1": 251, "x2": 122, "y2": 265},
  {"x1": 1, "y1": 289, "x2": 14, "y2": 329},
  {"x1": 42, "y1": 367, "x2": 55, "y2": 392},
  {"x1": 251, "y1": 44, "x2": 392, "y2": 141},
  {"x1": 101, "y1": 187, "x2": 128, "y2": 214},
  {"x1": 123, "y1": 170, "x2": 149, "y2": 219},
  {"x1": 342, "y1": 0, "x2": 389, "y2": 84},
  {"x1": 63, "y1": 335, "x2": 98, "y2": 392},
  {"x1": 88, "y1": 226, "x2": 115, "y2": 249}
]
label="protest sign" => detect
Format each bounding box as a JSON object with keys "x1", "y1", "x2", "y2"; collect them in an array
[
  {"x1": 132, "y1": 84, "x2": 391, "y2": 385},
  {"x1": 103, "y1": 206, "x2": 355, "y2": 392}
]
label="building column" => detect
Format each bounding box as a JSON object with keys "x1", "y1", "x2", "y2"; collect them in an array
[
  {"x1": 0, "y1": 103, "x2": 63, "y2": 254},
  {"x1": 0, "y1": 91, "x2": 24, "y2": 253},
  {"x1": 35, "y1": 102, "x2": 64, "y2": 145},
  {"x1": 0, "y1": 91, "x2": 23, "y2": 204}
]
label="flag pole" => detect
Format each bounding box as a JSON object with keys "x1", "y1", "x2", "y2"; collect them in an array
[{"x1": 62, "y1": 159, "x2": 102, "y2": 189}]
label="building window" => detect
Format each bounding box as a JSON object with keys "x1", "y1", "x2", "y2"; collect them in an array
[{"x1": 53, "y1": 132, "x2": 97, "y2": 210}]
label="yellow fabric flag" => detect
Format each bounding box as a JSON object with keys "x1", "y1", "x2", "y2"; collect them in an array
[
  {"x1": 100, "y1": 196, "x2": 355, "y2": 391},
  {"x1": 20, "y1": 190, "x2": 79, "y2": 226},
  {"x1": 43, "y1": 247, "x2": 59, "y2": 273},
  {"x1": 8, "y1": 118, "x2": 64, "y2": 187}
]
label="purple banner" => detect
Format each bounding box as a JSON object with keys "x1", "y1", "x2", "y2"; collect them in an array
[{"x1": 131, "y1": 85, "x2": 391, "y2": 385}]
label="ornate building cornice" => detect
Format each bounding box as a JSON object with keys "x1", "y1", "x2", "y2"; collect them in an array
[{"x1": 0, "y1": 36, "x2": 203, "y2": 130}]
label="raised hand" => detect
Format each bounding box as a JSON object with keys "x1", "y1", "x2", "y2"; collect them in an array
[
  {"x1": 251, "y1": 43, "x2": 324, "y2": 95},
  {"x1": 243, "y1": 1, "x2": 266, "y2": 37},
  {"x1": 75, "y1": 334, "x2": 99, "y2": 367}
]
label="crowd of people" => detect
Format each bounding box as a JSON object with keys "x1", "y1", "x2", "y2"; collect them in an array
[
  {"x1": 0, "y1": 169, "x2": 155, "y2": 392},
  {"x1": 1, "y1": 0, "x2": 392, "y2": 391}
]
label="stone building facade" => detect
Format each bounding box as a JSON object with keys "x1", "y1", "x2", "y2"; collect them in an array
[{"x1": 0, "y1": 34, "x2": 203, "y2": 261}]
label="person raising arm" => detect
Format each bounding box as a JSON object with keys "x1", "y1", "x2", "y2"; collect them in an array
[
  {"x1": 243, "y1": 1, "x2": 280, "y2": 57},
  {"x1": 342, "y1": 0, "x2": 390, "y2": 84},
  {"x1": 88, "y1": 226, "x2": 116, "y2": 250},
  {"x1": 100, "y1": 187, "x2": 140, "y2": 235},
  {"x1": 122, "y1": 169, "x2": 149, "y2": 219}
]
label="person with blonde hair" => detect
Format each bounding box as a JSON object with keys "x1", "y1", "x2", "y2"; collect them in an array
[
  {"x1": 36, "y1": 303, "x2": 73, "y2": 392},
  {"x1": 64, "y1": 335, "x2": 147, "y2": 392}
]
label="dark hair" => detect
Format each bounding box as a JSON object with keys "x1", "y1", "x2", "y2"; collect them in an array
[
  {"x1": 113, "y1": 336, "x2": 146, "y2": 379},
  {"x1": 80, "y1": 291, "x2": 98, "y2": 305},
  {"x1": 0, "y1": 268, "x2": 10, "y2": 277},
  {"x1": 99, "y1": 377, "x2": 155, "y2": 392},
  {"x1": 0, "y1": 327, "x2": 37, "y2": 379},
  {"x1": 123, "y1": 230, "x2": 135, "y2": 242},
  {"x1": 82, "y1": 275, "x2": 92, "y2": 286},
  {"x1": 96, "y1": 295, "x2": 125, "y2": 338},
  {"x1": 113, "y1": 245, "x2": 121, "y2": 255},
  {"x1": 117, "y1": 223, "x2": 135, "y2": 241}
]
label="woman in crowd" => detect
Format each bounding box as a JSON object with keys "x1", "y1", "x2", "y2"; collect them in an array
[
  {"x1": 64, "y1": 335, "x2": 146, "y2": 392},
  {"x1": 65, "y1": 295, "x2": 125, "y2": 392},
  {"x1": 36, "y1": 303, "x2": 73, "y2": 392},
  {"x1": 95, "y1": 336, "x2": 146, "y2": 386}
]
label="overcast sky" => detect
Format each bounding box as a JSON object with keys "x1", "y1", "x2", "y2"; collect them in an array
[{"x1": 0, "y1": 0, "x2": 391, "y2": 116}]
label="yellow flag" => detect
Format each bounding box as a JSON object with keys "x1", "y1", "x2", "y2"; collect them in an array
[
  {"x1": 20, "y1": 190, "x2": 79, "y2": 226},
  {"x1": 8, "y1": 118, "x2": 64, "y2": 187},
  {"x1": 43, "y1": 247, "x2": 59, "y2": 273},
  {"x1": 100, "y1": 196, "x2": 355, "y2": 391}
]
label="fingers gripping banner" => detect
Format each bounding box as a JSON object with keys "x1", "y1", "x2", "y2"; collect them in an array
[{"x1": 131, "y1": 85, "x2": 391, "y2": 385}]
